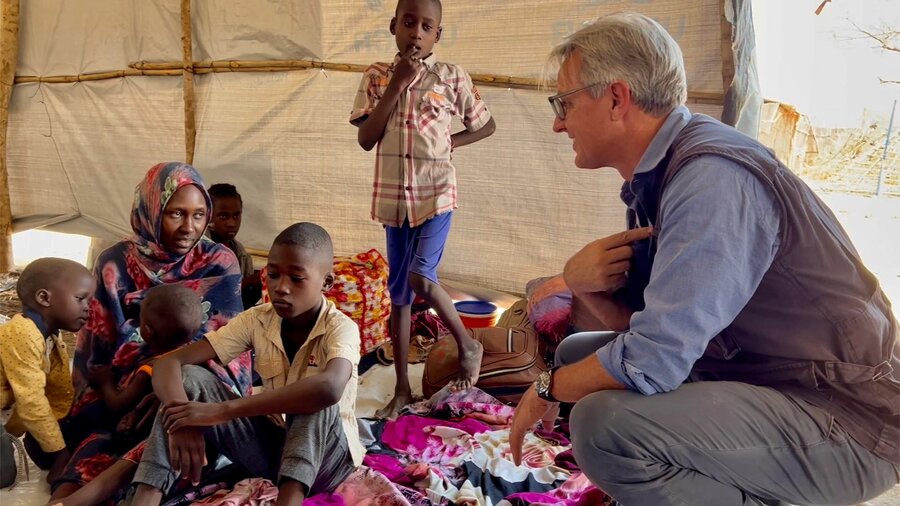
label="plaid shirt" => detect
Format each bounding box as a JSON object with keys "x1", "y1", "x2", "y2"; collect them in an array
[{"x1": 350, "y1": 53, "x2": 492, "y2": 227}]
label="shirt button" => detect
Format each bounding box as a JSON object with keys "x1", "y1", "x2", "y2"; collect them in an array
[
  {"x1": 406, "y1": 120, "x2": 411, "y2": 125},
  {"x1": 405, "y1": 186, "x2": 412, "y2": 191},
  {"x1": 405, "y1": 154, "x2": 411, "y2": 159}
]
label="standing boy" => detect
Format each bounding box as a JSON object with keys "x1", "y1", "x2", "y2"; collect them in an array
[
  {"x1": 130, "y1": 223, "x2": 362, "y2": 506},
  {"x1": 350, "y1": 0, "x2": 496, "y2": 418},
  {"x1": 1, "y1": 258, "x2": 94, "y2": 484},
  {"x1": 207, "y1": 183, "x2": 262, "y2": 308}
]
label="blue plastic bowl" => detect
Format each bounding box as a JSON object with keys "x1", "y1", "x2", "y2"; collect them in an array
[{"x1": 454, "y1": 300, "x2": 498, "y2": 316}]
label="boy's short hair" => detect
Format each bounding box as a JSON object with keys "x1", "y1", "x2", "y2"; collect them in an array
[
  {"x1": 17, "y1": 258, "x2": 90, "y2": 310},
  {"x1": 396, "y1": 0, "x2": 442, "y2": 18},
  {"x1": 141, "y1": 284, "x2": 203, "y2": 345},
  {"x1": 272, "y1": 222, "x2": 334, "y2": 263},
  {"x1": 208, "y1": 183, "x2": 242, "y2": 204}
]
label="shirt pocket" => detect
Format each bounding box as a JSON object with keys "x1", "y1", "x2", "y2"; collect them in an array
[
  {"x1": 419, "y1": 90, "x2": 451, "y2": 130},
  {"x1": 255, "y1": 355, "x2": 284, "y2": 386}
]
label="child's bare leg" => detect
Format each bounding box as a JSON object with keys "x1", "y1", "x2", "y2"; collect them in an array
[
  {"x1": 275, "y1": 479, "x2": 305, "y2": 506},
  {"x1": 375, "y1": 304, "x2": 413, "y2": 419},
  {"x1": 48, "y1": 459, "x2": 137, "y2": 506},
  {"x1": 409, "y1": 273, "x2": 483, "y2": 390}
]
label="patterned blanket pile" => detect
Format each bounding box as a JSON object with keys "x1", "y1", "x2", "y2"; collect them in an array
[{"x1": 193, "y1": 388, "x2": 610, "y2": 506}]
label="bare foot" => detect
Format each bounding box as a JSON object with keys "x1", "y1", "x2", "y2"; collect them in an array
[
  {"x1": 449, "y1": 339, "x2": 483, "y2": 391},
  {"x1": 375, "y1": 390, "x2": 415, "y2": 419}
]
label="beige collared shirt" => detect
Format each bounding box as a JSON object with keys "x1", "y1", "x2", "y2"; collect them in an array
[
  {"x1": 205, "y1": 298, "x2": 364, "y2": 466},
  {"x1": 350, "y1": 53, "x2": 492, "y2": 227}
]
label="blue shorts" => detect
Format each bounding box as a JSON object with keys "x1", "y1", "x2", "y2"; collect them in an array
[{"x1": 385, "y1": 212, "x2": 453, "y2": 306}]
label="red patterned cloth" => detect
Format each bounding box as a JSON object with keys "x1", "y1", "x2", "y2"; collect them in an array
[{"x1": 262, "y1": 249, "x2": 391, "y2": 355}]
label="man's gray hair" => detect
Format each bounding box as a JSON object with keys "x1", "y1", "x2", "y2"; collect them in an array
[{"x1": 549, "y1": 12, "x2": 687, "y2": 116}]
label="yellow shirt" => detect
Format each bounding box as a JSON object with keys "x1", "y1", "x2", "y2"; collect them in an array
[
  {"x1": 0, "y1": 314, "x2": 74, "y2": 452},
  {"x1": 205, "y1": 298, "x2": 364, "y2": 466}
]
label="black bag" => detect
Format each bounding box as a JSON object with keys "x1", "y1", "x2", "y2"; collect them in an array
[{"x1": 1, "y1": 425, "x2": 17, "y2": 488}]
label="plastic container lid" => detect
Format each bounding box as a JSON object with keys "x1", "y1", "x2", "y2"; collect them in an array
[{"x1": 454, "y1": 300, "x2": 498, "y2": 315}]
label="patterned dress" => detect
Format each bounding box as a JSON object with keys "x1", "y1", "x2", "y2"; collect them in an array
[{"x1": 57, "y1": 162, "x2": 253, "y2": 490}]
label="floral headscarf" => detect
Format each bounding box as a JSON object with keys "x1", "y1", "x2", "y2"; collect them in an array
[
  {"x1": 129, "y1": 161, "x2": 215, "y2": 264},
  {"x1": 72, "y1": 162, "x2": 252, "y2": 412}
]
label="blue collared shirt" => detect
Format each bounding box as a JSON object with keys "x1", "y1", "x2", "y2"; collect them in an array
[{"x1": 595, "y1": 106, "x2": 781, "y2": 394}]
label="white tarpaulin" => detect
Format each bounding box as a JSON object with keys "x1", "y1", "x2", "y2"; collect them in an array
[{"x1": 4, "y1": 0, "x2": 758, "y2": 294}]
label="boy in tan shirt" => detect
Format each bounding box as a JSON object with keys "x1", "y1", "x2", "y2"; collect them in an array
[{"x1": 130, "y1": 223, "x2": 361, "y2": 506}]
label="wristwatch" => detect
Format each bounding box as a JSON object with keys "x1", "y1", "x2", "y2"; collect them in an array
[{"x1": 534, "y1": 367, "x2": 559, "y2": 402}]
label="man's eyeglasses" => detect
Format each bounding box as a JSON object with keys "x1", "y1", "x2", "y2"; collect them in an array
[{"x1": 547, "y1": 82, "x2": 604, "y2": 121}]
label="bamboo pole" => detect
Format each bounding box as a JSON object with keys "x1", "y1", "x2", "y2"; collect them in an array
[
  {"x1": 15, "y1": 60, "x2": 728, "y2": 103},
  {"x1": 181, "y1": 0, "x2": 196, "y2": 164},
  {"x1": 14, "y1": 68, "x2": 182, "y2": 83},
  {"x1": 0, "y1": 0, "x2": 20, "y2": 272}
]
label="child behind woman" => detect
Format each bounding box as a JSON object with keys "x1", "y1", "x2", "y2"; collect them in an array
[{"x1": 86, "y1": 284, "x2": 202, "y2": 430}]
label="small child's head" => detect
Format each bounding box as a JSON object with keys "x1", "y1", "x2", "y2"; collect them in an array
[
  {"x1": 139, "y1": 284, "x2": 203, "y2": 355},
  {"x1": 391, "y1": 0, "x2": 442, "y2": 58},
  {"x1": 17, "y1": 257, "x2": 94, "y2": 334},
  {"x1": 207, "y1": 183, "x2": 243, "y2": 242},
  {"x1": 266, "y1": 222, "x2": 335, "y2": 321}
]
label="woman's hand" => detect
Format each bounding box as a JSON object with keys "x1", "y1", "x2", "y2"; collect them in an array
[
  {"x1": 46, "y1": 448, "x2": 70, "y2": 484},
  {"x1": 162, "y1": 400, "x2": 229, "y2": 433},
  {"x1": 86, "y1": 365, "x2": 115, "y2": 387}
]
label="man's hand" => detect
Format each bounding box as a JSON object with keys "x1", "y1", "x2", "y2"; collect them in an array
[
  {"x1": 167, "y1": 427, "x2": 207, "y2": 486},
  {"x1": 162, "y1": 400, "x2": 228, "y2": 433},
  {"x1": 509, "y1": 385, "x2": 554, "y2": 466},
  {"x1": 389, "y1": 46, "x2": 422, "y2": 92},
  {"x1": 564, "y1": 227, "x2": 654, "y2": 295}
]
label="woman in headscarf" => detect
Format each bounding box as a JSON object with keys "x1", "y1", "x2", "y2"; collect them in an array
[{"x1": 51, "y1": 162, "x2": 253, "y2": 500}]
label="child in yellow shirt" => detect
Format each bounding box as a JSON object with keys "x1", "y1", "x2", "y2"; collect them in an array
[{"x1": 0, "y1": 257, "x2": 94, "y2": 484}]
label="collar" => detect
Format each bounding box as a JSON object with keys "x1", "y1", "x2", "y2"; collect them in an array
[
  {"x1": 257, "y1": 295, "x2": 331, "y2": 356},
  {"x1": 632, "y1": 105, "x2": 692, "y2": 177},
  {"x1": 391, "y1": 52, "x2": 438, "y2": 71},
  {"x1": 205, "y1": 230, "x2": 236, "y2": 248},
  {"x1": 22, "y1": 307, "x2": 53, "y2": 338}
]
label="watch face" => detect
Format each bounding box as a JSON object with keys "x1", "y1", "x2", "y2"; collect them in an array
[{"x1": 536, "y1": 370, "x2": 551, "y2": 395}]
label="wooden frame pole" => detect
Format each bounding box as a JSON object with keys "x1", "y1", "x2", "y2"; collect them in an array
[
  {"x1": 17, "y1": 60, "x2": 727, "y2": 105},
  {"x1": 0, "y1": 0, "x2": 20, "y2": 272},
  {"x1": 181, "y1": 0, "x2": 196, "y2": 164}
]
